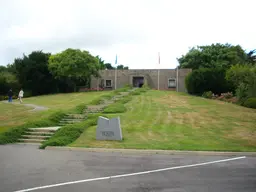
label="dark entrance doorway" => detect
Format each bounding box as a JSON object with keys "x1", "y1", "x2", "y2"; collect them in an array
[{"x1": 133, "y1": 76, "x2": 144, "y2": 88}]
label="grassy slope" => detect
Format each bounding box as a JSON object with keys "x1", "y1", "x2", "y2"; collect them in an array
[
  {"x1": 0, "y1": 91, "x2": 109, "y2": 132},
  {"x1": 71, "y1": 90, "x2": 256, "y2": 152},
  {"x1": 22, "y1": 91, "x2": 109, "y2": 110}
]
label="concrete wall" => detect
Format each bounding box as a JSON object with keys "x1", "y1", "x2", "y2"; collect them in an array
[{"x1": 91, "y1": 68, "x2": 192, "y2": 92}]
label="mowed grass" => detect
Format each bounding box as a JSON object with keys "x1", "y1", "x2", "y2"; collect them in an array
[
  {"x1": 0, "y1": 91, "x2": 109, "y2": 132},
  {"x1": 71, "y1": 90, "x2": 256, "y2": 152},
  {"x1": 23, "y1": 91, "x2": 109, "y2": 110}
]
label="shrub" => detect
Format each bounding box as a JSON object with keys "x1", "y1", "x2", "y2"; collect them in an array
[
  {"x1": 103, "y1": 103, "x2": 126, "y2": 113},
  {"x1": 101, "y1": 93, "x2": 114, "y2": 100},
  {"x1": 202, "y1": 91, "x2": 213, "y2": 98},
  {"x1": 40, "y1": 119, "x2": 97, "y2": 149},
  {"x1": 185, "y1": 68, "x2": 234, "y2": 96},
  {"x1": 243, "y1": 97, "x2": 256, "y2": 109},
  {"x1": 73, "y1": 103, "x2": 87, "y2": 114},
  {"x1": 226, "y1": 64, "x2": 256, "y2": 102},
  {"x1": 0, "y1": 127, "x2": 28, "y2": 144},
  {"x1": 89, "y1": 98, "x2": 103, "y2": 105},
  {"x1": 117, "y1": 96, "x2": 132, "y2": 104},
  {"x1": 142, "y1": 81, "x2": 150, "y2": 89},
  {"x1": 220, "y1": 92, "x2": 233, "y2": 99}
]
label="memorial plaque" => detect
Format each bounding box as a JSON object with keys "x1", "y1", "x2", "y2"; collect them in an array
[{"x1": 96, "y1": 116, "x2": 122, "y2": 141}]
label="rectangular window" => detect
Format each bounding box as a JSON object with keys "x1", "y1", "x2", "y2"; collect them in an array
[
  {"x1": 105, "y1": 80, "x2": 112, "y2": 88},
  {"x1": 168, "y1": 78, "x2": 176, "y2": 88}
]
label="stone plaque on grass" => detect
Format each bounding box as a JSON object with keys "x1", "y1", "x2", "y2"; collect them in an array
[{"x1": 96, "y1": 116, "x2": 122, "y2": 141}]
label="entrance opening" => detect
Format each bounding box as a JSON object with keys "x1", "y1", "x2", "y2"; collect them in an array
[{"x1": 133, "y1": 76, "x2": 144, "y2": 88}]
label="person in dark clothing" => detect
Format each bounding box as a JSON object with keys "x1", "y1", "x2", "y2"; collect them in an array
[{"x1": 8, "y1": 89, "x2": 13, "y2": 102}]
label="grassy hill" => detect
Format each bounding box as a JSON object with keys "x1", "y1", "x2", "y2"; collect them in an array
[
  {"x1": 71, "y1": 90, "x2": 256, "y2": 152},
  {"x1": 1, "y1": 89, "x2": 255, "y2": 151}
]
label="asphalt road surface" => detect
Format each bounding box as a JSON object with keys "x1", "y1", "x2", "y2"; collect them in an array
[{"x1": 0, "y1": 144, "x2": 255, "y2": 192}]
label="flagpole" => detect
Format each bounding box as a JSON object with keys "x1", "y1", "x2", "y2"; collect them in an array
[
  {"x1": 115, "y1": 54, "x2": 117, "y2": 90},
  {"x1": 176, "y1": 66, "x2": 179, "y2": 92},
  {"x1": 158, "y1": 52, "x2": 160, "y2": 90},
  {"x1": 97, "y1": 58, "x2": 99, "y2": 91},
  {"x1": 115, "y1": 68, "x2": 117, "y2": 90}
]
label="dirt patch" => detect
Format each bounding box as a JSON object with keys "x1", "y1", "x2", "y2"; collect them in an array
[{"x1": 225, "y1": 128, "x2": 256, "y2": 146}]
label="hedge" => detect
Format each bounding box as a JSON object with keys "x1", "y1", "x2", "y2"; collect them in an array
[
  {"x1": 243, "y1": 97, "x2": 256, "y2": 109},
  {"x1": 185, "y1": 68, "x2": 234, "y2": 95}
]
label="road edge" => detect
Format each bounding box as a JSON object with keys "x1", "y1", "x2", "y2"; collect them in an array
[{"x1": 45, "y1": 146, "x2": 256, "y2": 156}]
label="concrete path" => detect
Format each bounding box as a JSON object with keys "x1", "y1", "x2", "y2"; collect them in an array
[
  {"x1": 0, "y1": 144, "x2": 255, "y2": 192},
  {"x1": 2, "y1": 101, "x2": 48, "y2": 111}
]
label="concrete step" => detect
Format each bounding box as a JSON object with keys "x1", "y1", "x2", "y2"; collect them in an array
[
  {"x1": 22, "y1": 135, "x2": 50, "y2": 140},
  {"x1": 61, "y1": 118, "x2": 84, "y2": 122},
  {"x1": 28, "y1": 127, "x2": 61, "y2": 132},
  {"x1": 65, "y1": 114, "x2": 87, "y2": 119},
  {"x1": 19, "y1": 139, "x2": 46, "y2": 143},
  {"x1": 25, "y1": 131, "x2": 54, "y2": 136},
  {"x1": 85, "y1": 111, "x2": 103, "y2": 114},
  {"x1": 59, "y1": 120, "x2": 81, "y2": 124}
]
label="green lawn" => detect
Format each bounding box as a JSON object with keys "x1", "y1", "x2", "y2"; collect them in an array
[
  {"x1": 0, "y1": 91, "x2": 109, "y2": 133},
  {"x1": 23, "y1": 91, "x2": 109, "y2": 110},
  {"x1": 71, "y1": 90, "x2": 256, "y2": 152}
]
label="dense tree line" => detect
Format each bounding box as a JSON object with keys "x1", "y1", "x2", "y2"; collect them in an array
[
  {"x1": 0, "y1": 48, "x2": 129, "y2": 98},
  {"x1": 179, "y1": 43, "x2": 256, "y2": 108}
]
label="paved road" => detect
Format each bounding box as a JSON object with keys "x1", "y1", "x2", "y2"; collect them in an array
[{"x1": 0, "y1": 144, "x2": 255, "y2": 192}]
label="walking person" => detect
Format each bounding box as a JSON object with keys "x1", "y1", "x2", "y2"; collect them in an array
[
  {"x1": 18, "y1": 89, "x2": 24, "y2": 104},
  {"x1": 8, "y1": 89, "x2": 13, "y2": 102}
]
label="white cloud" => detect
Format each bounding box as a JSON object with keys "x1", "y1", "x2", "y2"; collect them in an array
[{"x1": 0, "y1": 0, "x2": 255, "y2": 68}]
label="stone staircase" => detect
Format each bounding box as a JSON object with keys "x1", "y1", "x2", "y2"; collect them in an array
[
  {"x1": 17, "y1": 89, "x2": 135, "y2": 144},
  {"x1": 19, "y1": 127, "x2": 60, "y2": 144},
  {"x1": 58, "y1": 114, "x2": 87, "y2": 126}
]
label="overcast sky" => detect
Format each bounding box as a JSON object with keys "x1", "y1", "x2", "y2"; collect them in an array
[{"x1": 0, "y1": 0, "x2": 255, "y2": 69}]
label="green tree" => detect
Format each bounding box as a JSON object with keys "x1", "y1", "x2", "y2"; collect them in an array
[
  {"x1": 177, "y1": 43, "x2": 247, "y2": 70},
  {"x1": 104, "y1": 63, "x2": 114, "y2": 69},
  {"x1": 95, "y1": 55, "x2": 106, "y2": 69},
  {"x1": 226, "y1": 64, "x2": 256, "y2": 102},
  {"x1": 48, "y1": 48, "x2": 101, "y2": 91},
  {"x1": 10, "y1": 51, "x2": 57, "y2": 96},
  {"x1": 185, "y1": 68, "x2": 234, "y2": 95},
  {"x1": 246, "y1": 49, "x2": 256, "y2": 65},
  {"x1": 0, "y1": 71, "x2": 20, "y2": 95},
  {"x1": 0, "y1": 66, "x2": 7, "y2": 72},
  {"x1": 117, "y1": 65, "x2": 129, "y2": 69}
]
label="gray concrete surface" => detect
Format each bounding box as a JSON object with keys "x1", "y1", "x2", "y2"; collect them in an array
[
  {"x1": 45, "y1": 146, "x2": 256, "y2": 156},
  {"x1": 0, "y1": 144, "x2": 255, "y2": 192},
  {"x1": 1, "y1": 101, "x2": 48, "y2": 111}
]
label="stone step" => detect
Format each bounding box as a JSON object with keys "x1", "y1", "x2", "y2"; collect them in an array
[
  {"x1": 25, "y1": 131, "x2": 54, "y2": 136},
  {"x1": 22, "y1": 135, "x2": 50, "y2": 140},
  {"x1": 65, "y1": 114, "x2": 87, "y2": 119},
  {"x1": 28, "y1": 127, "x2": 61, "y2": 132},
  {"x1": 19, "y1": 139, "x2": 46, "y2": 143},
  {"x1": 59, "y1": 120, "x2": 81, "y2": 124},
  {"x1": 58, "y1": 123, "x2": 74, "y2": 126},
  {"x1": 119, "y1": 92, "x2": 129, "y2": 95},
  {"x1": 86, "y1": 112, "x2": 102, "y2": 114},
  {"x1": 61, "y1": 118, "x2": 84, "y2": 121}
]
